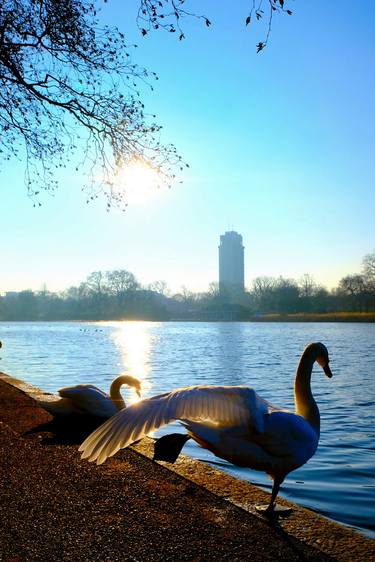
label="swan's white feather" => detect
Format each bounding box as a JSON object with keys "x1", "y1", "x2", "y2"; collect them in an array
[
  {"x1": 58, "y1": 385, "x2": 117, "y2": 418},
  {"x1": 38, "y1": 375, "x2": 141, "y2": 418},
  {"x1": 181, "y1": 420, "x2": 275, "y2": 472},
  {"x1": 59, "y1": 384, "x2": 108, "y2": 400},
  {"x1": 79, "y1": 385, "x2": 274, "y2": 464},
  {"x1": 181, "y1": 410, "x2": 318, "y2": 476}
]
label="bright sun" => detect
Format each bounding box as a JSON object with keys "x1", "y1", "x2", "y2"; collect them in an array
[{"x1": 114, "y1": 160, "x2": 165, "y2": 205}]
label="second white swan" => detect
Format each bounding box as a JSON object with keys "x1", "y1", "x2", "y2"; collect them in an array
[{"x1": 38, "y1": 374, "x2": 141, "y2": 418}]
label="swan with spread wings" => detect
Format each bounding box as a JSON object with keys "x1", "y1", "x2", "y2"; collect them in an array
[{"x1": 80, "y1": 342, "x2": 332, "y2": 515}]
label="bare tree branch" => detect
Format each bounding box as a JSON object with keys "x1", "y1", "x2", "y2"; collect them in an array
[
  {"x1": 0, "y1": 0, "x2": 185, "y2": 208},
  {"x1": 0, "y1": 0, "x2": 293, "y2": 208}
]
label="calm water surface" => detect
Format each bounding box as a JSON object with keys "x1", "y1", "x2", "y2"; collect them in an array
[{"x1": 0, "y1": 321, "x2": 374, "y2": 538}]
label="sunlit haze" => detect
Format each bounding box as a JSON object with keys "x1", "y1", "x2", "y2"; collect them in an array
[
  {"x1": 114, "y1": 159, "x2": 168, "y2": 206},
  {"x1": 1, "y1": 0, "x2": 374, "y2": 294}
]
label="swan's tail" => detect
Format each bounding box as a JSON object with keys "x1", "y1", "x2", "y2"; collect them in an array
[{"x1": 153, "y1": 433, "x2": 191, "y2": 463}]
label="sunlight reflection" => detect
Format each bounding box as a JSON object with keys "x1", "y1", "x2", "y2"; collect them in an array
[{"x1": 111, "y1": 321, "x2": 154, "y2": 404}]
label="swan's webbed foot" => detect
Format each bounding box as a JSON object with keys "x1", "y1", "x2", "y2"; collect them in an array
[
  {"x1": 255, "y1": 504, "x2": 293, "y2": 519},
  {"x1": 255, "y1": 478, "x2": 291, "y2": 519},
  {"x1": 153, "y1": 433, "x2": 191, "y2": 463}
]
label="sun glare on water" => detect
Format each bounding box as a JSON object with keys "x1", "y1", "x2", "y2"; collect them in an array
[
  {"x1": 111, "y1": 321, "x2": 154, "y2": 405},
  {"x1": 115, "y1": 160, "x2": 166, "y2": 205}
]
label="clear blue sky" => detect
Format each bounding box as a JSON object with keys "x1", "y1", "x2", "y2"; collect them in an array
[{"x1": 1, "y1": 0, "x2": 374, "y2": 293}]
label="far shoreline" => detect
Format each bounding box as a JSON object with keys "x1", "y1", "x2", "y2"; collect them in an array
[
  {"x1": 0, "y1": 313, "x2": 375, "y2": 323},
  {"x1": 246, "y1": 312, "x2": 375, "y2": 323}
]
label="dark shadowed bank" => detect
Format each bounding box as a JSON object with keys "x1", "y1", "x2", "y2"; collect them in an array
[{"x1": 0, "y1": 373, "x2": 373, "y2": 562}]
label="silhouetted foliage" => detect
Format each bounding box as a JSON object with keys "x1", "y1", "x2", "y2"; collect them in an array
[
  {"x1": 337, "y1": 274, "x2": 372, "y2": 313},
  {"x1": 0, "y1": 0, "x2": 183, "y2": 207},
  {"x1": 362, "y1": 250, "x2": 375, "y2": 291},
  {"x1": 1, "y1": 253, "x2": 375, "y2": 321},
  {"x1": 136, "y1": 0, "x2": 293, "y2": 51},
  {"x1": 1, "y1": 0, "x2": 292, "y2": 206}
]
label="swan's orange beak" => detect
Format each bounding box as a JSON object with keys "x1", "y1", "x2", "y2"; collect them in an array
[{"x1": 323, "y1": 364, "x2": 333, "y2": 378}]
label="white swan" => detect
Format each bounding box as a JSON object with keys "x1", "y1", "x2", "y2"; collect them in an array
[
  {"x1": 79, "y1": 342, "x2": 332, "y2": 514},
  {"x1": 38, "y1": 374, "x2": 141, "y2": 418}
]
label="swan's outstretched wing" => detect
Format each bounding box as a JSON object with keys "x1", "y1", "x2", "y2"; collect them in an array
[
  {"x1": 79, "y1": 385, "x2": 274, "y2": 465},
  {"x1": 58, "y1": 384, "x2": 116, "y2": 418}
]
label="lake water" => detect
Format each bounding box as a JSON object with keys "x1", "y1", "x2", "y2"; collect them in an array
[{"x1": 0, "y1": 321, "x2": 374, "y2": 539}]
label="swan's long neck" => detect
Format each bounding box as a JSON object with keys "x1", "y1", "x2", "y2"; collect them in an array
[
  {"x1": 109, "y1": 377, "x2": 126, "y2": 411},
  {"x1": 294, "y1": 349, "x2": 320, "y2": 434}
]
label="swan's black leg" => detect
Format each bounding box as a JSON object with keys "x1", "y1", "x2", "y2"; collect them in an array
[
  {"x1": 255, "y1": 477, "x2": 291, "y2": 518},
  {"x1": 264, "y1": 478, "x2": 281, "y2": 515}
]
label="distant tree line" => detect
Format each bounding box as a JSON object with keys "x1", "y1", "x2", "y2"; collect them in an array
[
  {"x1": 1, "y1": 252, "x2": 374, "y2": 321},
  {"x1": 0, "y1": 270, "x2": 171, "y2": 321}
]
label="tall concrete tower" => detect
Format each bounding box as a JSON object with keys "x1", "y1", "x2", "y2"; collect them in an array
[{"x1": 218, "y1": 231, "x2": 245, "y2": 298}]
